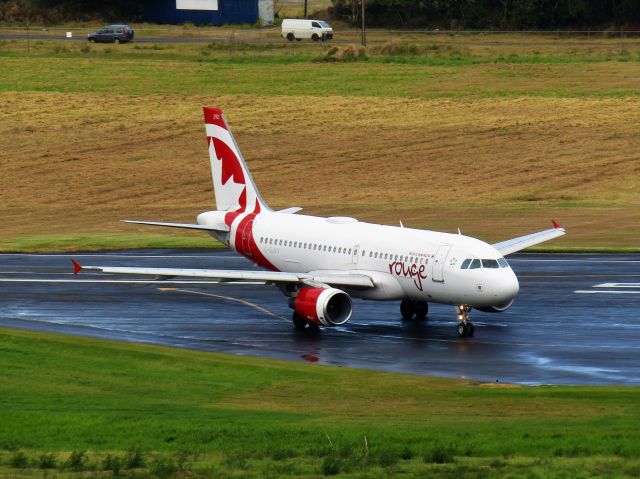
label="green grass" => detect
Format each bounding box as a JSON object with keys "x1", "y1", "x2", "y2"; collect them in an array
[
  {"x1": 0, "y1": 233, "x2": 224, "y2": 252},
  {"x1": 0, "y1": 42, "x2": 638, "y2": 100},
  {"x1": 0, "y1": 327, "x2": 639, "y2": 477}
]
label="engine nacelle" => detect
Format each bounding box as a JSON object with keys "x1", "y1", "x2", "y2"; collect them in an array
[
  {"x1": 475, "y1": 299, "x2": 514, "y2": 313},
  {"x1": 292, "y1": 287, "x2": 352, "y2": 326}
]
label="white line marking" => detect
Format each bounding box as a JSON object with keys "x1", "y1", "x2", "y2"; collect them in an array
[
  {"x1": 0, "y1": 279, "x2": 265, "y2": 285},
  {"x1": 574, "y1": 290, "x2": 640, "y2": 294},
  {"x1": 594, "y1": 283, "x2": 640, "y2": 288}
]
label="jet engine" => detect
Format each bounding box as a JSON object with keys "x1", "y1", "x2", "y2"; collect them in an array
[
  {"x1": 475, "y1": 299, "x2": 514, "y2": 313},
  {"x1": 291, "y1": 287, "x2": 352, "y2": 326}
]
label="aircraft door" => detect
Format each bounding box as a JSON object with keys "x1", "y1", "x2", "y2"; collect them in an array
[
  {"x1": 352, "y1": 245, "x2": 359, "y2": 264},
  {"x1": 240, "y1": 220, "x2": 253, "y2": 256},
  {"x1": 431, "y1": 245, "x2": 451, "y2": 282}
]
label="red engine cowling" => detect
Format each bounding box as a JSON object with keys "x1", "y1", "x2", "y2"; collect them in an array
[
  {"x1": 293, "y1": 287, "x2": 352, "y2": 326},
  {"x1": 475, "y1": 299, "x2": 514, "y2": 313}
]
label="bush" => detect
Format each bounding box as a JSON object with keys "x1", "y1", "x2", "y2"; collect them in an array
[
  {"x1": 125, "y1": 448, "x2": 145, "y2": 469},
  {"x1": 424, "y1": 444, "x2": 455, "y2": 464},
  {"x1": 150, "y1": 457, "x2": 178, "y2": 479},
  {"x1": 376, "y1": 449, "x2": 399, "y2": 467},
  {"x1": 378, "y1": 40, "x2": 419, "y2": 55},
  {"x1": 102, "y1": 454, "x2": 123, "y2": 476},
  {"x1": 66, "y1": 450, "x2": 87, "y2": 471},
  {"x1": 10, "y1": 451, "x2": 28, "y2": 468},
  {"x1": 38, "y1": 452, "x2": 57, "y2": 469},
  {"x1": 321, "y1": 456, "x2": 342, "y2": 475},
  {"x1": 315, "y1": 44, "x2": 367, "y2": 62}
]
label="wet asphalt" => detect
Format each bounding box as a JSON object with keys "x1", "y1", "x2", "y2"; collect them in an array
[{"x1": 0, "y1": 250, "x2": 638, "y2": 385}]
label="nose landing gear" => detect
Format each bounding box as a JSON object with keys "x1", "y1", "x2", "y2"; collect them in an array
[{"x1": 456, "y1": 305, "x2": 474, "y2": 337}]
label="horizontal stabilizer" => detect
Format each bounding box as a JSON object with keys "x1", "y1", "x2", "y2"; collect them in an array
[
  {"x1": 492, "y1": 220, "x2": 566, "y2": 256},
  {"x1": 123, "y1": 220, "x2": 230, "y2": 232},
  {"x1": 277, "y1": 207, "x2": 303, "y2": 214}
]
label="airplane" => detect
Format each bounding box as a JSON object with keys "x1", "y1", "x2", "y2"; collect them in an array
[{"x1": 72, "y1": 107, "x2": 566, "y2": 337}]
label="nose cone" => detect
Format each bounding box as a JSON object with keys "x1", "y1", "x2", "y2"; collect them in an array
[{"x1": 498, "y1": 269, "x2": 520, "y2": 302}]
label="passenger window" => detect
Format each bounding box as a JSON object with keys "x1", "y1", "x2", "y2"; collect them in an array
[
  {"x1": 312, "y1": 21, "x2": 321, "y2": 28},
  {"x1": 333, "y1": 246, "x2": 337, "y2": 253},
  {"x1": 469, "y1": 259, "x2": 481, "y2": 269},
  {"x1": 461, "y1": 259, "x2": 471, "y2": 269}
]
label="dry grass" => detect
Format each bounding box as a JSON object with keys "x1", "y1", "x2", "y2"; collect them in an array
[{"x1": 1, "y1": 91, "x2": 638, "y2": 249}]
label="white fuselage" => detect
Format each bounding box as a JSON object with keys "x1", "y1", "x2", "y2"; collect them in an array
[{"x1": 198, "y1": 210, "x2": 520, "y2": 308}]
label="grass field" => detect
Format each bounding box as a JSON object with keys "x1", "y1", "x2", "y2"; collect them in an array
[
  {"x1": 0, "y1": 327, "x2": 639, "y2": 478},
  {"x1": 0, "y1": 33, "x2": 639, "y2": 252}
]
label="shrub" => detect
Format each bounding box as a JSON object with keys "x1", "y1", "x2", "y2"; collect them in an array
[
  {"x1": 321, "y1": 455, "x2": 341, "y2": 475},
  {"x1": 102, "y1": 454, "x2": 123, "y2": 476},
  {"x1": 376, "y1": 448, "x2": 399, "y2": 467},
  {"x1": 38, "y1": 452, "x2": 56, "y2": 469},
  {"x1": 10, "y1": 451, "x2": 28, "y2": 468},
  {"x1": 378, "y1": 39, "x2": 419, "y2": 55},
  {"x1": 150, "y1": 457, "x2": 178, "y2": 479},
  {"x1": 66, "y1": 450, "x2": 87, "y2": 471},
  {"x1": 424, "y1": 444, "x2": 455, "y2": 464},
  {"x1": 315, "y1": 44, "x2": 367, "y2": 62},
  {"x1": 125, "y1": 448, "x2": 145, "y2": 469}
]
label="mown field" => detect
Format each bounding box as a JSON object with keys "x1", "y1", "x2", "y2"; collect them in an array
[
  {"x1": 0, "y1": 327, "x2": 639, "y2": 478},
  {"x1": 0, "y1": 34, "x2": 639, "y2": 251}
]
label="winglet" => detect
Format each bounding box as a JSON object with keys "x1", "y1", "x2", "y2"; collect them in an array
[
  {"x1": 551, "y1": 219, "x2": 562, "y2": 229},
  {"x1": 71, "y1": 258, "x2": 82, "y2": 275}
]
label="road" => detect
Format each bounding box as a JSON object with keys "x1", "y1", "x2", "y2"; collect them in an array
[{"x1": 0, "y1": 250, "x2": 639, "y2": 385}]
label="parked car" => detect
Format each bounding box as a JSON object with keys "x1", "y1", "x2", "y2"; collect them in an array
[
  {"x1": 87, "y1": 26, "x2": 130, "y2": 44},
  {"x1": 281, "y1": 19, "x2": 334, "y2": 42}
]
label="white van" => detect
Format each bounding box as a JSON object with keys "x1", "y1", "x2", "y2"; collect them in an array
[{"x1": 281, "y1": 19, "x2": 334, "y2": 42}]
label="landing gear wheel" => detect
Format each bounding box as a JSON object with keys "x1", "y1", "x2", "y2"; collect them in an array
[
  {"x1": 400, "y1": 299, "x2": 415, "y2": 321},
  {"x1": 456, "y1": 305, "x2": 474, "y2": 337},
  {"x1": 457, "y1": 322, "x2": 475, "y2": 337},
  {"x1": 286, "y1": 33, "x2": 295, "y2": 41},
  {"x1": 466, "y1": 322, "x2": 475, "y2": 337},
  {"x1": 292, "y1": 312, "x2": 307, "y2": 330},
  {"x1": 457, "y1": 323, "x2": 467, "y2": 337},
  {"x1": 311, "y1": 33, "x2": 319, "y2": 41},
  {"x1": 414, "y1": 301, "x2": 428, "y2": 320}
]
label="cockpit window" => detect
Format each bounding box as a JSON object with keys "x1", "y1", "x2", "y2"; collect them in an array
[
  {"x1": 469, "y1": 259, "x2": 481, "y2": 269},
  {"x1": 460, "y1": 258, "x2": 471, "y2": 269},
  {"x1": 482, "y1": 259, "x2": 499, "y2": 268},
  {"x1": 498, "y1": 257, "x2": 509, "y2": 268}
]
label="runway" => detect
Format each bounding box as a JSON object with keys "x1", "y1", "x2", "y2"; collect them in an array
[{"x1": 1, "y1": 250, "x2": 639, "y2": 386}]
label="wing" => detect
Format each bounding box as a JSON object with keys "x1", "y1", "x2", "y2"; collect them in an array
[
  {"x1": 123, "y1": 220, "x2": 229, "y2": 232},
  {"x1": 71, "y1": 260, "x2": 374, "y2": 289},
  {"x1": 492, "y1": 220, "x2": 566, "y2": 256}
]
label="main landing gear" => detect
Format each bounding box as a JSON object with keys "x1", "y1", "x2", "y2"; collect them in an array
[
  {"x1": 292, "y1": 312, "x2": 319, "y2": 330},
  {"x1": 456, "y1": 305, "x2": 474, "y2": 337},
  {"x1": 400, "y1": 299, "x2": 428, "y2": 321}
]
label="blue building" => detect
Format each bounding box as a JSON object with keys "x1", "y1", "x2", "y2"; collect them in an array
[{"x1": 144, "y1": 0, "x2": 273, "y2": 25}]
